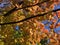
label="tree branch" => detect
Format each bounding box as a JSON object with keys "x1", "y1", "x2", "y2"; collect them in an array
[
  {"x1": 3, "y1": 0, "x2": 49, "y2": 16},
  {"x1": 0, "y1": 9, "x2": 60, "y2": 25}
]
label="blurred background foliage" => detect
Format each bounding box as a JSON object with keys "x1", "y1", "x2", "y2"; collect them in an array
[{"x1": 0, "y1": 0, "x2": 60, "y2": 45}]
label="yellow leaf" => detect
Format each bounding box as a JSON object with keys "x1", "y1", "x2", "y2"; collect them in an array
[{"x1": 0, "y1": 42, "x2": 4, "y2": 45}]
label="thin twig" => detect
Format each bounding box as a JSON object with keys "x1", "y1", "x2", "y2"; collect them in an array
[{"x1": 3, "y1": 0, "x2": 49, "y2": 16}]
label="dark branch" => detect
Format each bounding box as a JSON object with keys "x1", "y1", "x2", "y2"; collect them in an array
[
  {"x1": 0, "y1": 9, "x2": 60, "y2": 25},
  {"x1": 3, "y1": 0, "x2": 49, "y2": 16}
]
